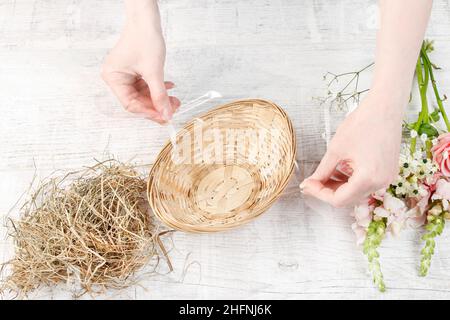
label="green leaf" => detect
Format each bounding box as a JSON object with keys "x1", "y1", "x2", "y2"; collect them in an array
[
  {"x1": 430, "y1": 109, "x2": 440, "y2": 122},
  {"x1": 418, "y1": 123, "x2": 439, "y2": 138}
]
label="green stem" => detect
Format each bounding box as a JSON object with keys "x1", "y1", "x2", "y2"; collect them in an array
[
  {"x1": 421, "y1": 48, "x2": 450, "y2": 131},
  {"x1": 411, "y1": 54, "x2": 429, "y2": 155},
  {"x1": 411, "y1": 46, "x2": 432, "y2": 156}
]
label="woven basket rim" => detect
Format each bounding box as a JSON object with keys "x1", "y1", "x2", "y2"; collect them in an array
[{"x1": 147, "y1": 98, "x2": 296, "y2": 233}]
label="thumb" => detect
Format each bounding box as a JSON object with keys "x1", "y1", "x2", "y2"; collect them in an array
[{"x1": 144, "y1": 74, "x2": 172, "y2": 121}]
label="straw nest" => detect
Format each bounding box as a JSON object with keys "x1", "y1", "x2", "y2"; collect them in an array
[
  {"x1": 148, "y1": 99, "x2": 296, "y2": 232},
  {"x1": 1, "y1": 160, "x2": 170, "y2": 298}
]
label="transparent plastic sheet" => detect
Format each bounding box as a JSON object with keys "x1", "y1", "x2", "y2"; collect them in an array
[
  {"x1": 165, "y1": 90, "x2": 223, "y2": 150},
  {"x1": 300, "y1": 98, "x2": 355, "y2": 218}
]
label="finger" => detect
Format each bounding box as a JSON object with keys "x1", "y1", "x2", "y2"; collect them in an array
[
  {"x1": 330, "y1": 169, "x2": 350, "y2": 182},
  {"x1": 301, "y1": 178, "x2": 336, "y2": 201},
  {"x1": 309, "y1": 151, "x2": 340, "y2": 182},
  {"x1": 301, "y1": 174, "x2": 346, "y2": 197},
  {"x1": 103, "y1": 70, "x2": 169, "y2": 123},
  {"x1": 302, "y1": 170, "x2": 368, "y2": 208},
  {"x1": 127, "y1": 98, "x2": 164, "y2": 122},
  {"x1": 169, "y1": 96, "x2": 181, "y2": 112},
  {"x1": 165, "y1": 81, "x2": 175, "y2": 90},
  {"x1": 144, "y1": 74, "x2": 172, "y2": 121},
  {"x1": 102, "y1": 71, "x2": 143, "y2": 111},
  {"x1": 336, "y1": 160, "x2": 354, "y2": 177},
  {"x1": 323, "y1": 179, "x2": 346, "y2": 190},
  {"x1": 331, "y1": 174, "x2": 371, "y2": 207},
  {"x1": 136, "y1": 80, "x2": 174, "y2": 92}
]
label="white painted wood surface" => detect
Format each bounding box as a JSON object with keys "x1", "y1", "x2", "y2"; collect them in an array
[{"x1": 2, "y1": 0, "x2": 450, "y2": 299}]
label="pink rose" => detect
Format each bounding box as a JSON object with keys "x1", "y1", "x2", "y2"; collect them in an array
[{"x1": 432, "y1": 133, "x2": 450, "y2": 177}]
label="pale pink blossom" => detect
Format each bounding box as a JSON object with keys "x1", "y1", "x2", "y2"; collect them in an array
[
  {"x1": 373, "y1": 193, "x2": 407, "y2": 218},
  {"x1": 431, "y1": 179, "x2": 450, "y2": 210},
  {"x1": 351, "y1": 199, "x2": 375, "y2": 245},
  {"x1": 373, "y1": 193, "x2": 408, "y2": 236},
  {"x1": 351, "y1": 223, "x2": 367, "y2": 246},
  {"x1": 405, "y1": 206, "x2": 427, "y2": 228},
  {"x1": 426, "y1": 172, "x2": 442, "y2": 190},
  {"x1": 408, "y1": 186, "x2": 431, "y2": 215},
  {"x1": 353, "y1": 203, "x2": 373, "y2": 228},
  {"x1": 372, "y1": 188, "x2": 386, "y2": 202}
]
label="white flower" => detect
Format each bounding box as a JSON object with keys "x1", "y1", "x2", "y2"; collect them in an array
[
  {"x1": 420, "y1": 133, "x2": 428, "y2": 142},
  {"x1": 410, "y1": 130, "x2": 418, "y2": 138}
]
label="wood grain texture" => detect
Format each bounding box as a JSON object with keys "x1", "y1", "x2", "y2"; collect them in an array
[{"x1": 1, "y1": 0, "x2": 450, "y2": 299}]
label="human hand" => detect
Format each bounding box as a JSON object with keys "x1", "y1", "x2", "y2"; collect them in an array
[
  {"x1": 300, "y1": 92, "x2": 404, "y2": 207},
  {"x1": 101, "y1": 0, "x2": 180, "y2": 124}
]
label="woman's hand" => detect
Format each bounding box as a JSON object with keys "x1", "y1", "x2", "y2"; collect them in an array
[
  {"x1": 301, "y1": 92, "x2": 404, "y2": 207},
  {"x1": 101, "y1": 0, "x2": 180, "y2": 124},
  {"x1": 301, "y1": 0, "x2": 432, "y2": 208}
]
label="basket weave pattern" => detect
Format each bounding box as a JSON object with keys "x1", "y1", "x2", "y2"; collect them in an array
[{"x1": 148, "y1": 99, "x2": 296, "y2": 232}]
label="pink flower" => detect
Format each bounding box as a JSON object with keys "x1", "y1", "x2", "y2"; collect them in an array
[
  {"x1": 351, "y1": 199, "x2": 375, "y2": 245},
  {"x1": 408, "y1": 186, "x2": 431, "y2": 214},
  {"x1": 374, "y1": 193, "x2": 406, "y2": 218},
  {"x1": 405, "y1": 206, "x2": 427, "y2": 228},
  {"x1": 426, "y1": 172, "x2": 442, "y2": 191},
  {"x1": 351, "y1": 223, "x2": 367, "y2": 246},
  {"x1": 353, "y1": 202, "x2": 373, "y2": 228},
  {"x1": 373, "y1": 193, "x2": 407, "y2": 236},
  {"x1": 432, "y1": 133, "x2": 450, "y2": 177},
  {"x1": 431, "y1": 178, "x2": 450, "y2": 210},
  {"x1": 372, "y1": 188, "x2": 386, "y2": 202}
]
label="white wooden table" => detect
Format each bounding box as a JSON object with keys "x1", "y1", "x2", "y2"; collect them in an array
[{"x1": 2, "y1": 0, "x2": 450, "y2": 299}]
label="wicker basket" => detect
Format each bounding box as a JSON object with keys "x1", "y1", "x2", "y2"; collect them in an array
[{"x1": 147, "y1": 99, "x2": 296, "y2": 232}]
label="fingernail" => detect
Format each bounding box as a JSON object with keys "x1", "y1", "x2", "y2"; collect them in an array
[
  {"x1": 299, "y1": 179, "x2": 309, "y2": 193},
  {"x1": 161, "y1": 107, "x2": 172, "y2": 122},
  {"x1": 299, "y1": 178, "x2": 308, "y2": 189}
]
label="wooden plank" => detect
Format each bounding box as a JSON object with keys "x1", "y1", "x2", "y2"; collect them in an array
[{"x1": 1, "y1": 0, "x2": 450, "y2": 299}]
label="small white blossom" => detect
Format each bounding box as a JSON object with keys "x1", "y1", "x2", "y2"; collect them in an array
[
  {"x1": 391, "y1": 146, "x2": 439, "y2": 198},
  {"x1": 410, "y1": 130, "x2": 418, "y2": 138},
  {"x1": 420, "y1": 133, "x2": 428, "y2": 142}
]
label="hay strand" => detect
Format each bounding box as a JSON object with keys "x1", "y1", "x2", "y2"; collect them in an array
[{"x1": 1, "y1": 159, "x2": 169, "y2": 298}]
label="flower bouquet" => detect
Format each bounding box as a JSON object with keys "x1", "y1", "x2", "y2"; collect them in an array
[{"x1": 351, "y1": 40, "x2": 450, "y2": 291}]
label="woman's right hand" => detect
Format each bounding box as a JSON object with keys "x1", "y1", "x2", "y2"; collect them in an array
[{"x1": 101, "y1": 0, "x2": 180, "y2": 124}]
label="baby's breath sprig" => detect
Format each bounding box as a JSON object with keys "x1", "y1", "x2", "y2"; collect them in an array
[
  {"x1": 363, "y1": 220, "x2": 387, "y2": 292},
  {"x1": 420, "y1": 210, "x2": 446, "y2": 276},
  {"x1": 316, "y1": 63, "x2": 374, "y2": 111}
]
